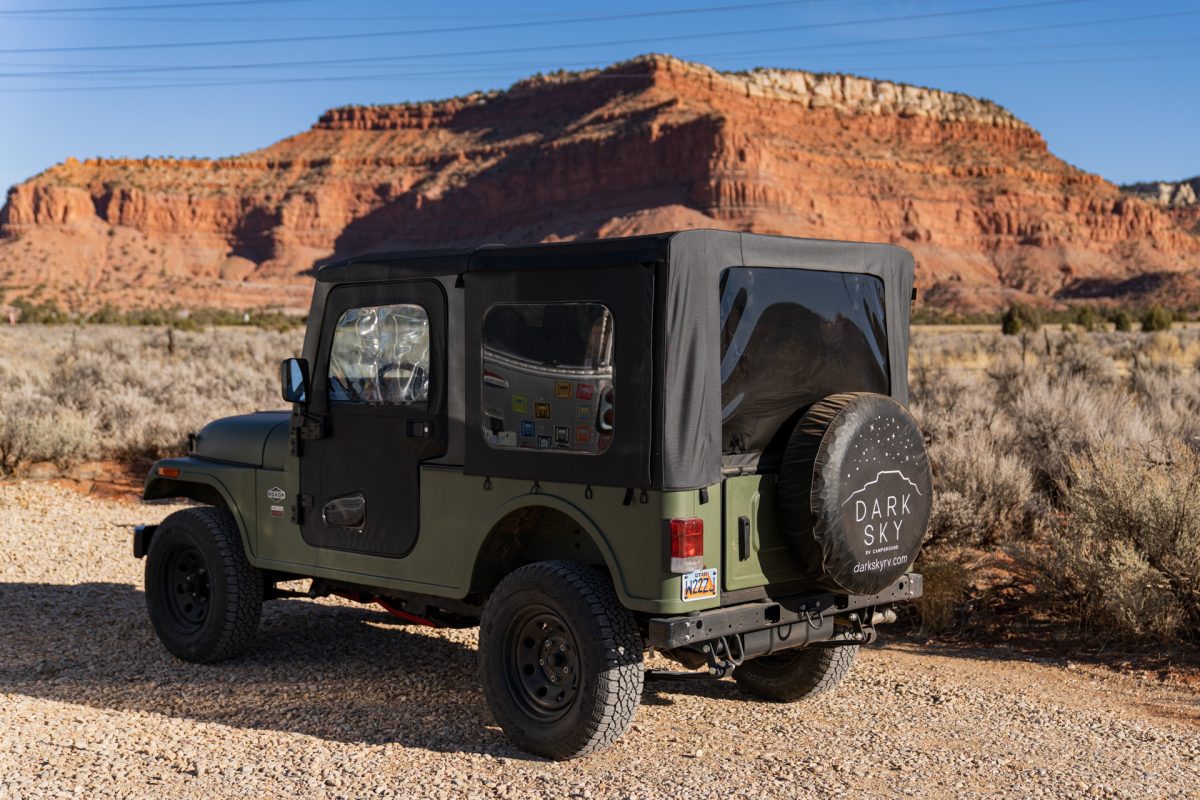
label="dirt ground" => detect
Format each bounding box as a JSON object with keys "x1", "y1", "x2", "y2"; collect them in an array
[{"x1": 1, "y1": 481, "x2": 1198, "y2": 800}]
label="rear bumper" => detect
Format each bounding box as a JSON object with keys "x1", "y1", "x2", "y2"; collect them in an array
[{"x1": 647, "y1": 572, "x2": 921, "y2": 650}]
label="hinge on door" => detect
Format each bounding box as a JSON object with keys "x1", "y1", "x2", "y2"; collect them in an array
[
  {"x1": 291, "y1": 493, "x2": 313, "y2": 524},
  {"x1": 288, "y1": 414, "x2": 325, "y2": 456}
]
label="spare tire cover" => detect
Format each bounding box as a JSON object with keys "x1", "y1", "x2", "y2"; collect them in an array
[{"x1": 778, "y1": 392, "x2": 932, "y2": 595}]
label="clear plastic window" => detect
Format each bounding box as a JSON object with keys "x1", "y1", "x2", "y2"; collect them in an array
[
  {"x1": 328, "y1": 304, "x2": 430, "y2": 404},
  {"x1": 481, "y1": 303, "x2": 614, "y2": 454}
]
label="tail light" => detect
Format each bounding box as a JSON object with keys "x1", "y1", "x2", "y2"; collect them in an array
[{"x1": 668, "y1": 517, "x2": 704, "y2": 573}]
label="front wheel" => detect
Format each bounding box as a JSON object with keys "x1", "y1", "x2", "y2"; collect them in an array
[
  {"x1": 479, "y1": 561, "x2": 644, "y2": 759},
  {"x1": 734, "y1": 645, "x2": 858, "y2": 702},
  {"x1": 144, "y1": 507, "x2": 263, "y2": 663}
]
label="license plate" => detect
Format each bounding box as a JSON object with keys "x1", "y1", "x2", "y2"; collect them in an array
[{"x1": 681, "y1": 568, "x2": 718, "y2": 602}]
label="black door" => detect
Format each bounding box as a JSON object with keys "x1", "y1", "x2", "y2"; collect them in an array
[{"x1": 298, "y1": 280, "x2": 447, "y2": 558}]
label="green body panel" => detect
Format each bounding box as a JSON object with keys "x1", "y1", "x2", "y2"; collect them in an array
[
  {"x1": 722, "y1": 473, "x2": 807, "y2": 591},
  {"x1": 192, "y1": 412, "x2": 289, "y2": 468},
  {"x1": 298, "y1": 468, "x2": 724, "y2": 614},
  {"x1": 149, "y1": 453, "x2": 729, "y2": 614}
]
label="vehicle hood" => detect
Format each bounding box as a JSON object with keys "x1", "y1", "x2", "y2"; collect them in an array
[{"x1": 193, "y1": 411, "x2": 290, "y2": 468}]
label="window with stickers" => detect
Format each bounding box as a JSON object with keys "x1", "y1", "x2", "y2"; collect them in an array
[
  {"x1": 480, "y1": 302, "x2": 615, "y2": 454},
  {"x1": 328, "y1": 303, "x2": 430, "y2": 405}
]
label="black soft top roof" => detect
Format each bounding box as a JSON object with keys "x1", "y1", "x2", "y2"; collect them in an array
[
  {"x1": 316, "y1": 233, "x2": 677, "y2": 283},
  {"x1": 309, "y1": 230, "x2": 915, "y2": 490}
]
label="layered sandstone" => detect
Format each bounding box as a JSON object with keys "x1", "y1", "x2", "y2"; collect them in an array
[
  {"x1": 1122, "y1": 176, "x2": 1200, "y2": 236},
  {"x1": 2, "y1": 54, "x2": 1197, "y2": 312}
]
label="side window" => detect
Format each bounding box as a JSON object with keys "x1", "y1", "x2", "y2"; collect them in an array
[
  {"x1": 481, "y1": 302, "x2": 614, "y2": 454},
  {"x1": 328, "y1": 304, "x2": 430, "y2": 404}
]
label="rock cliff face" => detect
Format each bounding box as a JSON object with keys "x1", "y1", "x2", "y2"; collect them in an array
[
  {"x1": 1122, "y1": 176, "x2": 1200, "y2": 236},
  {"x1": 2, "y1": 54, "x2": 1198, "y2": 312}
]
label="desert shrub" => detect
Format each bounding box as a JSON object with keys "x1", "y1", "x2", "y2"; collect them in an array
[
  {"x1": 925, "y1": 436, "x2": 1034, "y2": 549},
  {"x1": 1004, "y1": 378, "x2": 1150, "y2": 494},
  {"x1": 0, "y1": 325, "x2": 298, "y2": 472},
  {"x1": 1110, "y1": 309, "x2": 1134, "y2": 332},
  {"x1": 1023, "y1": 443, "x2": 1200, "y2": 642},
  {"x1": 0, "y1": 387, "x2": 97, "y2": 473},
  {"x1": 1053, "y1": 337, "x2": 1118, "y2": 387},
  {"x1": 985, "y1": 351, "x2": 1031, "y2": 406},
  {"x1": 912, "y1": 561, "x2": 971, "y2": 634},
  {"x1": 1141, "y1": 306, "x2": 1174, "y2": 332},
  {"x1": 1001, "y1": 302, "x2": 1041, "y2": 335}
]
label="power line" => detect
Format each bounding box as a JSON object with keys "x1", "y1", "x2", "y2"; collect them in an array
[
  {"x1": 0, "y1": 0, "x2": 1101, "y2": 55},
  {"x1": 0, "y1": 4, "x2": 1191, "y2": 80},
  {"x1": 0, "y1": 0, "x2": 312, "y2": 14},
  {"x1": 0, "y1": 0, "x2": 853, "y2": 24},
  {"x1": 4, "y1": 50, "x2": 1198, "y2": 94},
  {"x1": 9, "y1": 34, "x2": 1200, "y2": 80},
  {"x1": 672, "y1": 8, "x2": 1200, "y2": 62}
]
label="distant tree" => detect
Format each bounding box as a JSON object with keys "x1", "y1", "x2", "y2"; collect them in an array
[
  {"x1": 1071, "y1": 306, "x2": 1100, "y2": 332},
  {"x1": 1110, "y1": 309, "x2": 1134, "y2": 332},
  {"x1": 86, "y1": 305, "x2": 122, "y2": 324},
  {"x1": 13, "y1": 298, "x2": 67, "y2": 324},
  {"x1": 1141, "y1": 307, "x2": 1174, "y2": 333},
  {"x1": 1001, "y1": 302, "x2": 1041, "y2": 336}
]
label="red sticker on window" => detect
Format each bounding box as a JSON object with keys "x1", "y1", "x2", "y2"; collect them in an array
[
  {"x1": 575, "y1": 425, "x2": 592, "y2": 443},
  {"x1": 575, "y1": 384, "x2": 594, "y2": 401}
]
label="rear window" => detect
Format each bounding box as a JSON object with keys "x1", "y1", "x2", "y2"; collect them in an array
[
  {"x1": 480, "y1": 302, "x2": 615, "y2": 454},
  {"x1": 720, "y1": 267, "x2": 888, "y2": 460}
]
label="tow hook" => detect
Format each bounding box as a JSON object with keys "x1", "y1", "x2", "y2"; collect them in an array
[
  {"x1": 827, "y1": 608, "x2": 894, "y2": 646},
  {"x1": 702, "y1": 635, "x2": 743, "y2": 678}
]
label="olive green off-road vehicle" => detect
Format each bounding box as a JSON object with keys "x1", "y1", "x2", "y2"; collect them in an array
[{"x1": 137, "y1": 230, "x2": 930, "y2": 759}]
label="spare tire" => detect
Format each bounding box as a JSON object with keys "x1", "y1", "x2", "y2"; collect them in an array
[{"x1": 777, "y1": 392, "x2": 932, "y2": 595}]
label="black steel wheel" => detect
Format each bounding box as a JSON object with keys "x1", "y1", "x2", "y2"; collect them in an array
[
  {"x1": 145, "y1": 507, "x2": 263, "y2": 663},
  {"x1": 159, "y1": 541, "x2": 211, "y2": 634},
  {"x1": 504, "y1": 606, "x2": 582, "y2": 720},
  {"x1": 479, "y1": 561, "x2": 643, "y2": 759},
  {"x1": 734, "y1": 645, "x2": 858, "y2": 702}
]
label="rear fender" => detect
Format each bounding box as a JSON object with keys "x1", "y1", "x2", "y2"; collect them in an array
[{"x1": 470, "y1": 495, "x2": 630, "y2": 605}]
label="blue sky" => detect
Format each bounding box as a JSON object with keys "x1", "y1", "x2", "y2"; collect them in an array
[{"x1": 0, "y1": 0, "x2": 1197, "y2": 194}]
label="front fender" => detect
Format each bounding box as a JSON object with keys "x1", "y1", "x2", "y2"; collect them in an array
[{"x1": 143, "y1": 457, "x2": 257, "y2": 558}]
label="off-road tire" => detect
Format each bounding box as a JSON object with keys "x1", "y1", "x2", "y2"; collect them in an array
[
  {"x1": 479, "y1": 561, "x2": 644, "y2": 759},
  {"x1": 734, "y1": 645, "x2": 858, "y2": 702},
  {"x1": 145, "y1": 507, "x2": 263, "y2": 663}
]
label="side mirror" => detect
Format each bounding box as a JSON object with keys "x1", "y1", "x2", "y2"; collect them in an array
[{"x1": 281, "y1": 358, "x2": 310, "y2": 404}]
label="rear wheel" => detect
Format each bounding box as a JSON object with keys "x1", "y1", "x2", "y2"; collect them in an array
[
  {"x1": 145, "y1": 507, "x2": 263, "y2": 663},
  {"x1": 734, "y1": 645, "x2": 858, "y2": 702},
  {"x1": 479, "y1": 561, "x2": 643, "y2": 759}
]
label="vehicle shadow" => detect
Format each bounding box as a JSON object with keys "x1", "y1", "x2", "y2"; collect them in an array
[
  {"x1": 0, "y1": 581, "x2": 521, "y2": 756},
  {"x1": 0, "y1": 581, "x2": 756, "y2": 754}
]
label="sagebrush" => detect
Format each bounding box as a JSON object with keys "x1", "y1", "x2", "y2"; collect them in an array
[
  {"x1": 0, "y1": 325, "x2": 296, "y2": 470},
  {"x1": 910, "y1": 325, "x2": 1200, "y2": 644}
]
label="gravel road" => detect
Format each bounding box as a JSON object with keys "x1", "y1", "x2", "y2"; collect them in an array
[{"x1": 2, "y1": 481, "x2": 1198, "y2": 799}]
